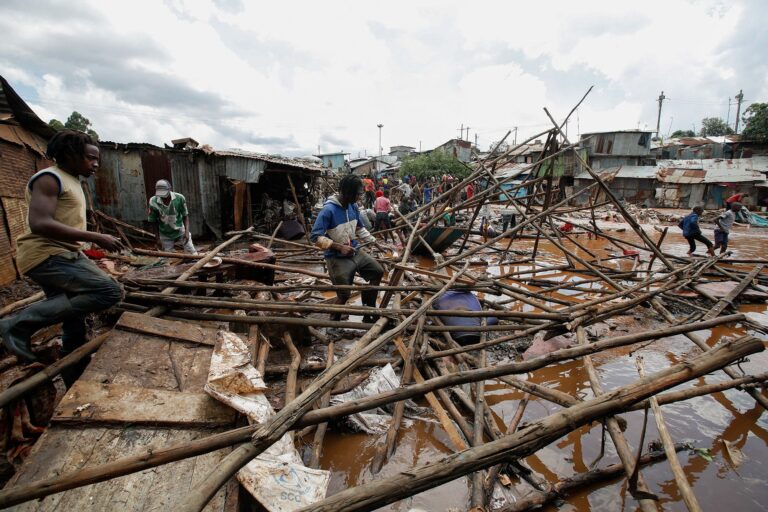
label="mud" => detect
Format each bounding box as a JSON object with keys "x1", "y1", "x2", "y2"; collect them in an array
[{"x1": 310, "y1": 226, "x2": 768, "y2": 511}]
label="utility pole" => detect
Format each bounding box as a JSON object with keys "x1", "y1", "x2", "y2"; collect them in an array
[
  {"x1": 513, "y1": 126, "x2": 518, "y2": 145},
  {"x1": 655, "y1": 91, "x2": 666, "y2": 137},
  {"x1": 376, "y1": 123, "x2": 383, "y2": 175},
  {"x1": 465, "y1": 126, "x2": 470, "y2": 141},
  {"x1": 474, "y1": 133, "x2": 478, "y2": 148},
  {"x1": 734, "y1": 90, "x2": 744, "y2": 133},
  {"x1": 458, "y1": 123, "x2": 464, "y2": 140}
]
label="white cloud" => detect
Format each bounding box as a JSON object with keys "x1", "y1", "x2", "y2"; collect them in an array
[{"x1": 0, "y1": 0, "x2": 762, "y2": 154}]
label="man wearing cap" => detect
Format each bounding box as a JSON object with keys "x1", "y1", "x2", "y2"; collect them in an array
[{"x1": 148, "y1": 179, "x2": 197, "y2": 254}]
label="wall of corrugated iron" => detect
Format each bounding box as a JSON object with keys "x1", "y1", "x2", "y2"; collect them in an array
[
  {"x1": 198, "y1": 156, "x2": 222, "y2": 238},
  {"x1": 91, "y1": 148, "x2": 149, "y2": 227},
  {"x1": 224, "y1": 156, "x2": 266, "y2": 183},
  {"x1": 169, "y1": 152, "x2": 204, "y2": 236}
]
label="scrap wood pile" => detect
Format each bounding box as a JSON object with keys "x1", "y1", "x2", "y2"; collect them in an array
[{"x1": 0, "y1": 89, "x2": 767, "y2": 512}]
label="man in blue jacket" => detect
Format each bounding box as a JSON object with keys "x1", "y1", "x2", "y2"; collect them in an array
[
  {"x1": 680, "y1": 206, "x2": 714, "y2": 256},
  {"x1": 310, "y1": 174, "x2": 385, "y2": 322}
]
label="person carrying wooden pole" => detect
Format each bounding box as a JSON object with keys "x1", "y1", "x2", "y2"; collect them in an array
[{"x1": 309, "y1": 174, "x2": 388, "y2": 322}]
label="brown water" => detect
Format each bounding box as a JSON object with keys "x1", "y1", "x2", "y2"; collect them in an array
[{"x1": 311, "y1": 222, "x2": 768, "y2": 511}]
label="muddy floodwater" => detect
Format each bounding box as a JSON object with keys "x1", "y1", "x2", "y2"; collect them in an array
[{"x1": 311, "y1": 220, "x2": 768, "y2": 511}]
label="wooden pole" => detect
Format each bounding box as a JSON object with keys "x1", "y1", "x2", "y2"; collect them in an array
[
  {"x1": 308, "y1": 340, "x2": 335, "y2": 468},
  {"x1": 504, "y1": 444, "x2": 688, "y2": 511},
  {"x1": 177, "y1": 264, "x2": 471, "y2": 512},
  {"x1": 637, "y1": 357, "x2": 703, "y2": 512},
  {"x1": 577, "y1": 327, "x2": 658, "y2": 512},
  {"x1": 132, "y1": 248, "x2": 328, "y2": 280},
  {"x1": 1, "y1": 333, "x2": 762, "y2": 508},
  {"x1": 0, "y1": 291, "x2": 45, "y2": 318},
  {"x1": 470, "y1": 345, "x2": 487, "y2": 509},
  {"x1": 371, "y1": 315, "x2": 425, "y2": 473},
  {"x1": 293, "y1": 336, "x2": 763, "y2": 512}
]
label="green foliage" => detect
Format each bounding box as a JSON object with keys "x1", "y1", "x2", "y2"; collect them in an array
[
  {"x1": 48, "y1": 118, "x2": 65, "y2": 131},
  {"x1": 48, "y1": 111, "x2": 99, "y2": 140},
  {"x1": 399, "y1": 150, "x2": 469, "y2": 180},
  {"x1": 699, "y1": 117, "x2": 733, "y2": 137},
  {"x1": 670, "y1": 129, "x2": 695, "y2": 138},
  {"x1": 741, "y1": 102, "x2": 768, "y2": 141}
]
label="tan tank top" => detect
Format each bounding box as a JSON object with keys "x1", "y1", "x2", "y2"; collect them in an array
[{"x1": 16, "y1": 166, "x2": 87, "y2": 274}]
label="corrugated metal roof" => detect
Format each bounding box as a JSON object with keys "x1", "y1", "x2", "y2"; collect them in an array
[
  {"x1": 212, "y1": 149, "x2": 324, "y2": 172},
  {"x1": 493, "y1": 163, "x2": 531, "y2": 179},
  {"x1": 656, "y1": 158, "x2": 768, "y2": 183},
  {"x1": 575, "y1": 166, "x2": 657, "y2": 180}
]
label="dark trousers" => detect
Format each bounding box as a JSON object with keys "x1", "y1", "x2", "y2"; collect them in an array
[
  {"x1": 326, "y1": 251, "x2": 384, "y2": 314},
  {"x1": 26, "y1": 252, "x2": 123, "y2": 383},
  {"x1": 502, "y1": 214, "x2": 516, "y2": 233},
  {"x1": 364, "y1": 191, "x2": 375, "y2": 209},
  {"x1": 685, "y1": 233, "x2": 713, "y2": 252}
]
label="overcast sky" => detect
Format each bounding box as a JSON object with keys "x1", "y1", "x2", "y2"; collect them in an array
[{"x1": 1, "y1": 0, "x2": 765, "y2": 157}]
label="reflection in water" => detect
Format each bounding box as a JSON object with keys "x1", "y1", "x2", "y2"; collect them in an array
[{"x1": 314, "y1": 226, "x2": 768, "y2": 511}]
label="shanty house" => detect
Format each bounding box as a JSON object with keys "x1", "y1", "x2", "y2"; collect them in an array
[
  {"x1": 212, "y1": 149, "x2": 323, "y2": 235},
  {"x1": 91, "y1": 142, "x2": 221, "y2": 238},
  {"x1": 314, "y1": 152, "x2": 348, "y2": 171},
  {"x1": 0, "y1": 76, "x2": 56, "y2": 285},
  {"x1": 579, "y1": 130, "x2": 655, "y2": 170},
  {"x1": 573, "y1": 166, "x2": 658, "y2": 205},
  {"x1": 89, "y1": 144, "x2": 323, "y2": 240},
  {"x1": 434, "y1": 138, "x2": 472, "y2": 163},
  {"x1": 389, "y1": 145, "x2": 415, "y2": 160},
  {"x1": 655, "y1": 158, "x2": 768, "y2": 208}
]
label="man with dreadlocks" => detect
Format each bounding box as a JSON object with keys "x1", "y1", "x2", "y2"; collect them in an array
[
  {"x1": 310, "y1": 174, "x2": 386, "y2": 323},
  {"x1": 0, "y1": 130, "x2": 124, "y2": 385}
]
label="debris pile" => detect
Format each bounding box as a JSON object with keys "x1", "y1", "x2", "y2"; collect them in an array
[{"x1": 0, "y1": 90, "x2": 766, "y2": 511}]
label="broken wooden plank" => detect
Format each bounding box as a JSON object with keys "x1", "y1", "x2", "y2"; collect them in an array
[
  {"x1": 52, "y1": 381, "x2": 237, "y2": 427},
  {"x1": 116, "y1": 311, "x2": 216, "y2": 346}
]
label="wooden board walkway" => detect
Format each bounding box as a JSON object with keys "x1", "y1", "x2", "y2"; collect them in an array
[{"x1": 6, "y1": 312, "x2": 241, "y2": 511}]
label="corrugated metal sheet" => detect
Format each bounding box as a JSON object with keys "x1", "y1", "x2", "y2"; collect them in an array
[
  {"x1": 198, "y1": 157, "x2": 222, "y2": 238},
  {"x1": 213, "y1": 149, "x2": 324, "y2": 172},
  {"x1": 580, "y1": 131, "x2": 652, "y2": 156},
  {"x1": 223, "y1": 156, "x2": 267, "y2": 183},
  {"x1": 575, "y1": 166, "x2": 657, "y2": 180},
  {"x1": 0, "y1": 203, "x2": 17, "y2": 285},
  {"x1": 170, "y1": 153, "x2": 204, "y2": 236},
  {"x1": 91, "y1": 149, "x2": 148, "y2": 225},
  {"x1": 656, "y1": 168, "x2": 706, "y2": 184},
  {"x1": 1, "y1": 197, "x2": 27, "y2": 245},
  {"x1": 657, "y1": 158, "x2": 768, "y2": 183},
  {"x1": 141, "y1": 150, "x2": 172, "y2": 201}
]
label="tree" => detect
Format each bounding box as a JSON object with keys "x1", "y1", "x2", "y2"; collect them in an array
[
  {"x1": 699, "y1": 117, "x2": 733, "y2": 137},
  {"x1": 399, "y1": 150, "x2": 469, "y2": 180},
  {"x1": 741, "y1": 103, "x2": 768, "y2": 141},
  {"x1": 488, "y1": 140, "x2": 509, "y2": 155},
  {"x1": 670, "y1": 129, "x2": 695, "y2": 138},
  {"x1": 48, "y1": 119, "x2": 65, "y2": 131},
  {"x1": 47, "y1": 111, "x2": 99, "y2": 140}
]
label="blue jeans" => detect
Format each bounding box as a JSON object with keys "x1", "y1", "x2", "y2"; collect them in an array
[{"x1": 26, "y1": 251, "x2": 123, "y2": 355}]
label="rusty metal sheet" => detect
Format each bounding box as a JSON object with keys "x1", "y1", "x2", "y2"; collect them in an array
[
  {"x1": 0, "y1": 202, "x2": 18, "y2": 285},
  {"x1": 170, "y1": 153, "x2": 204, "y2": 236},
  {"x1": 0, "y1": 124, "x2": 24, "y2": 146},
  {"x1": 140, "y1": 149, "x2": 172, "y2": 203},
  {"x1": 1, "y1": 196, "x2": 27, "y2": 247}
]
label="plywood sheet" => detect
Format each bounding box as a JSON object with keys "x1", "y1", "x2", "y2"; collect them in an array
[
  {"x1": 53, "y1": 381, "x2": 236, "y2": 426},
  {"x1": 6, "y1": 426, "x2": 238, "y2": 512},
  {"x1": 116, "y1": 311, "x2": 216, "y2": 345}
]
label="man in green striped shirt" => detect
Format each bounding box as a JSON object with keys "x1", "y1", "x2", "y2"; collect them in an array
[{"x1": 148, "y1": 179, "x2": 197, "y2": 254}]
